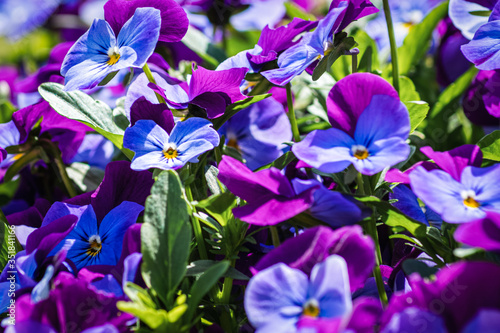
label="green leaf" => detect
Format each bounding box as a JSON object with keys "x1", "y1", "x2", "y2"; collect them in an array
[
  {"x1": 38, "y1": 83, "x2": 133, "y2": 159},
  {"x1": 469, "y1": 10, "x2": 491, "y2": 17},
  {"x1": 358, "y1": 197, "x2": 427, "y2": 238},
  {"x1": 98, "y1": 70, "x2": 119, "y2": 86},
  {"x1": 385, "y1": 1, "x2": 449, "y2": 77},
  {"x1": 212, "y1": 94, "x2": 271, "y2": 130},
  {"x1": 427, "y1": 66, "x2": 478, "y2": 127},
  {"x1": 66, "y1": 162, "x2": 105, "y2": 193},
  {"x1": 399, "y1": 76, "x2": 429, "y2": 132},
  {"x1": 142, "y1": 170, "x2": 191, "y2": 306},
  {"x1": 185, "y1": 261, "x2": 230, "y2": 322},
  {"x1": 402, "y1": 259, "x2": 438, "y2": 278},
  {"x1": 256, "y1": 151, "x2": 297, "y2": 171},
  {"x1": 181, "y1": 26, "x2": 226, "y2": 68},
  {"x1": 284, "y1": 2, "x2": 316, "y2": 20},
  {"x1": 196, "y1": 191, "x2": 237, "y2": 227},
  {"x1": 477, "y1": 130, "x2": 500, "y2": 161},
  {"x1": 0, "y1": 211, "x2": 20, "y2": 271}
]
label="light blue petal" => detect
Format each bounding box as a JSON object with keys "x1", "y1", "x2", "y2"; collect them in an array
[
  {"x1": 130, "y1": 150, "x2": 178, "y2": 171},
  {"x1": 245, "y1": 263, "x2": 308, "y2": 330},
  {"x1": 462, "y1": 20, "x2": 500, "y2": 70},
  {"x1": 42, "y1": 202, "x2": 89, "y2": 227},
  {"x1": 123, "y1": 119, "x2": 169, "y2": 157},
  {"x1": 169, "y1": 117, "x2": 219, "y2": 147},
  {"x1": 0, "y1": 121, "x2": 20, "y2": 150},
  {"x1": 461, "y1": 165, "x2": 500, "y2": 210},
  {"x1": 61, "y1": 19, "x2": 116, "y2": 76},
  {"x1": 353, "y1": 137, "x2": 410, "y2": 176},
  {"x1": 449, "y1": 0, "x2": 490, "y2": 40},
  {"x1": 31, "y1": 265, "x2": 54, "y2": 303},
  {"x1": 292, "y1": 128, "x2": 356, "y2": 173},
  {"x1": 117, "y1": 7, "x2": 161, "y2": 67},
  {"x1": 63, "y1": 56, "x2": 114, "y2": 91},
  {"x1": 309, "y1": 1, "x2": 347, "y2": 48},
  {"x1": 176, "y1": 139, "x2": 216, "y2": 163},
  {"x1": 309, "y1": 255, "x2": 352, "y2": 319},
  {"x1": 409, "y1": 167, "x2": 485, "y2": 223}
]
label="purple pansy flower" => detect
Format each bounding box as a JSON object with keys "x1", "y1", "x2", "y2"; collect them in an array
[
  {"x1": 293, "y1": 73, "x2": 411, "y2": 176},
  {"x1": 103, "y1": 0, "x2": 188, "y2": 43},
  {"x1": 123, "y1": 118, "x2": 219, "y2": 171},
  {"x1": 454, "y1": 211, "x2": 500, "y2": 252},
  {"x1": 245, "y1": 255, "x2": 352, "y2": 333},
  {"x1": 219, "y1": 97, "x2": 292, "y2": 170},
  {"x1": 61, "y1": 7, "x2": 161, "y2": 91},
  {"x1": 463, "y1": 70, "x2": 500, "y2": 125},
  {"x1": 217, "y1": 155, "x2": 317, "y2": 225},
  {"x1": 261, "y1": 2, "x2": 348, "y2": 86},
  {"x1": 251, "y1": 225, "x2": 375, "y2": 293},
  {"x1": 149, "y1": 65, "x2": 248, "y2": 119},
  {"x1": 381, "y1": 261, "x2": 500, "y2": 333},
  {"x1": 409, "y1": 163, "x2": 500, "y2": 223}
]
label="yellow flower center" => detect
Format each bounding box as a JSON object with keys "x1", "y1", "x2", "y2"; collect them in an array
[
  {"x1": 352, "y1": 145, "x2": 369, "y2": 160},
  {"x1": 86, "y1": 235, "x2": 102, "y2": 257},
  {"x1": 461, "y1": 190, "x2": 481, "y2": 209},
  {"x1": 107, "y1": 46, "x2": 121, "y2": 66},
  {"x1": 302, "y1": 299, "x2": 320, "y2": 317},
  {"x1": 163, "y1": 143, "x2": 178, "y2": 159}
]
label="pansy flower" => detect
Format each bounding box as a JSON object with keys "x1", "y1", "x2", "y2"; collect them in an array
[
  {"x1": 245, "y1": 255, "x2": 352, "y2": 333},
  {"x1": 123, "y1": 118, "x2": 220, "y2": 171},
  {"x1": 60, "y1": 7, "x2": 161, "y2": 91},
  {"x1": 409, "y1": 164, "x2": 500, "y2": 223},
  {"x1": 46, "y1": 202, "x2": 144, "y2": 270},
  {"x1": 292, "y1": 73, "x2": 411, "y2": 176}
]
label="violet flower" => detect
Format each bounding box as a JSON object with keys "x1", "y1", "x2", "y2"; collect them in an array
[
  {"x1": 245, "y1": 255, "x2": 352, "y2": 333},
  {"x1": 218, "y1": 97, "x2": 292, "y2": 170},
  {"x1": 381, "y1": 261, "x2": 500, "y2": 332},
  {"x1": 61, "y1": 7, "x2": 161, "y2": 91},
  {"x1": 293, "y1": 73, "x2": 410, "y2": 176},
  {"x1": 409, "y1": 164, "x2": 500, "y2": 223},
  {"x1": 454, "y1": 211, "x2": 500, "y2": 252},
  {"x1": 149, "y1": 65, "x2": 248, "y2": 119},
  {"x1": 123, "y1": 118, "x2": 219, "y2": 171},
  {"x1": 261, "y1": 2, "x2": 348, "y2": 86},
  {"x1": 217, "y1": 155, "x2": 317, "y2": 225}
]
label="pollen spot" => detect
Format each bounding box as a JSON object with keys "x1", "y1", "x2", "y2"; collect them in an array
[
  {"x1": 461, "y1": 190, "x2": 480, "y2": 208},
  {"x1": 351, "y1": 145, "x2": 369, "y2": 160},
  {"x1": 106, "y1": 46, "x2": 121, "y2": 66},
  {"x1": 302, "y1": 299, "x2": 320, "y2": 317},
  {"x1": 163, "y1": 143, "x2": 178, "y2": 159},
  {"x1": 86, "y1": 235, "x2": 102, "y2": 257}
]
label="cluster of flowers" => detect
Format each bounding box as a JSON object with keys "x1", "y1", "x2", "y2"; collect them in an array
[{"x1": 1, "y1": 0, "x2": 500, "y2": 332}]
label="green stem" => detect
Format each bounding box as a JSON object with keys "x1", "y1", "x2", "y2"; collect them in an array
[
  {"x1": 185, "y1": 181, "x2": 208, "y2": 260},
  {"x1": 270, "y1": 226, "x2": 281, "y2": 248},
  {"x1": 356, "y1": 172, "x2": 365, "y2": 196},
  {"x1": 382, "y1": 0, "x2": 400, "y2": 93},
  {"x1": 351, "y1": 53, "x2": 358, "y2": 74},
  {"x1": 142, "y1": 63, "x2": 166, "y2": 104},
  {"x1": 366, "y1": 214, "x2": 388, "y2": 306},
  {"x1": 286, "y1": 83, "x2": 300, "y2": 142},
  {"x1": 40, "y1": 140, "x2": 77, "y2": 198}
]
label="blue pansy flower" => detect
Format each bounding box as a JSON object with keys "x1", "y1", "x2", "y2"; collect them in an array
[
  {"x1": 409, "y1": 164, "x2": 500, "y2": 223},
  {"x1": 244, "y1": 255, "x2": 352, "y2": 333},
  {"x1": 292, "y1": 94, "x2": 411, "y2": 176},
  {"x1": 123, "y1": 118, "x2": 220, "y2": 171},
  {"x1": 60, "y1": 7, "x2": 161, "y2": 91},
  {"x1": 48, "y1": 202, "x2": 144, "y2": 269},
  {"x1": 261, "y1": 1, "x2": 348, "y2": 86}
]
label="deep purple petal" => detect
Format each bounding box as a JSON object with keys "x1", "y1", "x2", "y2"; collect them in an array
[
  {"x1": 130, "y1": 96, "x2": 175, "y2": 133},
  {"x1": 327, "y1": 73, "x2": 399, "y2": 136},
  {"x1": 455, "y1": 212, "x2": 500, "y2": 251},
  {"x1": 104, "y1": 0, "x2": 188, "y2": 43},
  {"x1": 420, "y1": 145, "x2": 483, "y2": 181}
]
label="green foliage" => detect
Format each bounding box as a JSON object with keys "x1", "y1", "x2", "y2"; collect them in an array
[
  {"x1": 141, "y1": 170, "x2": 191, "y2": 307},
  {"x1": 312, "y1": 36, "x2": 356, "y2": 81},
  {"x1": 284, "y1": 2, "x2": 316, "y2": 20},
  {"x1": 38, "y1": 83, "x2": 133, "y2": 159},
  {"x1": 478, "y1": 130, "x2": 500, "y2": 162},
  {"x1": 0, "y1": 210, "x2": 21, "y2": 271},
  {"x1": 399, "y1": 76, "x2": 430, "y2": 133}
]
